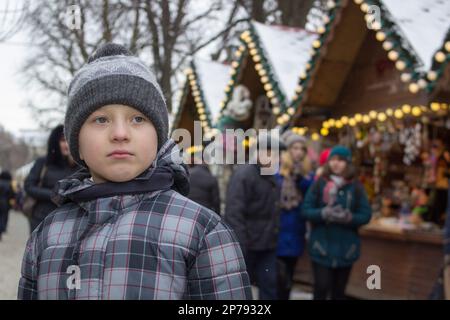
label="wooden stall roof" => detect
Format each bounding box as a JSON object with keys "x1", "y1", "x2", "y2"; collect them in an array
[
  {"x1": 288, "y1": 0, "x2": 450, "y2": 126},
  {"x1": 216, "y1": 21, "x2": 318, "y2": 128},
  {"x1": 171, "y1": 58, "x2": 230, "y2": 135}
]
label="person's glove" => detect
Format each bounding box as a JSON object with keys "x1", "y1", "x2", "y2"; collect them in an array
[
  {"x1": 322, "y1": 205, "x2": 353, "y2": 224},
  {"x1": 321, "y1": 205, "x2": 334, "y2": 221}
]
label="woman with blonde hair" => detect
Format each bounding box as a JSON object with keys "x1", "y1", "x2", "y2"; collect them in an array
[{"x1": 275, "y1": 130, "x2": 314, "y2": 299}]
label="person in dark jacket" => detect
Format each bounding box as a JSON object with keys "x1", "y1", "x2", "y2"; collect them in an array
[
  {"x1": 275, "y1": 130, "x2": 314, "y2": 300},
  {"x1": 0, "y1": 171, "x2": 15, "y2": 241},
  {"x1": 302, "y1": 145, "x2": 371, "y2": 300},
  {"x1": 18, "y1": 43, "x2": 251, "y2": 300},
  {"x1": 24, "y1": 124, "x2": 79, "y2": 233},
  {"x1": 187, "y1": 148, "x2": 221, "y2": 215},
  {"x1": 225, "y1": 133, "x2": 281, "y2": 300}
]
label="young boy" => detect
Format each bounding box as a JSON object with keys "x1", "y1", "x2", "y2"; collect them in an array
[{"x1": 18, "y1": 43, "x2": 252, "y2": 300}]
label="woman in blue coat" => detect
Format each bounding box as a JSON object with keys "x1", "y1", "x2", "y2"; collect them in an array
[
  {"x1": 302, "y1": 146, "x2": 372, "y2": 300},
  {"x1": 276, "y1": 130, "x2": 314, "y2": 300}
]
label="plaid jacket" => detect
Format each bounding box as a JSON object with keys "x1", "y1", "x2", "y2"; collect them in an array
[{"x1": 18, "y1": 140, "x2": 252, "y2": 300}]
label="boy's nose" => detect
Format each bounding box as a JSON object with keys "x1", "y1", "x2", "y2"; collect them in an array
[{"x1": 110, "y1": 121, "x2": 130, "y2": 141}]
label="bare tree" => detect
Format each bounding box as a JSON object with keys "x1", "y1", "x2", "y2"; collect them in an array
[
  {"x1": 0, "y1": 127, "x2": 31, "y2": 171},
  {"x1": 0, "y1": 0, "x2": 28, "y2": 41}
]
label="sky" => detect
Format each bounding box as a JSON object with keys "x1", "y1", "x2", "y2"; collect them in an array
[{"x1": 0, "y1": 31, "x2": 39, "y2": 136}]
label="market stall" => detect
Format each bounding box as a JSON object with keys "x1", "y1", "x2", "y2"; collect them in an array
[{"x1": 285, "y1": 0, "x2": 450, "y2": 299}]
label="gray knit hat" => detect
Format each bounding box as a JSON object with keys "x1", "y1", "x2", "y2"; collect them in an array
[
  {"x1": 65, "y1": 43, "x2": 168, "y2": 166},
  {"x1": 281, "y1": 129, "x2": 307, "y2": 148}
]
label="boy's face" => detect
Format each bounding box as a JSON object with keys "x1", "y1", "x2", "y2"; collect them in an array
[{"x1": 78, "y1": 104, "x2": 158, "y2": 183}]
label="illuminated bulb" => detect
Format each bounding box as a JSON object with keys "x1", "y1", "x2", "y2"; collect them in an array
[
  {"x1": 427, "y1": 71, "x2": 437, "y2": 81},
  {"x1": 322, "y1": 121, "x2": 330, "y2": 129},
  {"x1": 418, "y1": 79, "x2": 427, "y2": 89},
  {"x1": 250, "y1": 48, "x2": 258, "y2": 56},
  {"x1": 401, "y1": 73, "x2": 412, "y2": 83},
  {"x1": 361, "y1": 3, "x2": 369, "y2": 12},
  {"x1": 431, "y1": 102, "x2": 440, "y2": 111},
  {"x1": 248, "y1": 42, "x2": 256, "y2": 49},
  {"x1": 354, "y1": 0, "x2": 363, "y2": 4},
  {"x1": 267, "y1": 91, "x2": 275, "y2": 98},
  {"x1": 198, "y1": 108, "x2": 205, "y2": 114},
  {"x1": 252, "y1": 54, "x2": 261, "y2": 62},
  {"x1": 340, "y1": 116, "x2": 349, "y2": 125},
  {"x1": 435, "y1": 51, "x2": 446, "y2": 63},
  {"x1": 371, "y1": 21, "x2": 381, "y2": 30},
  {"x1": 445, "y1": 41, "x2": 450, "y2": 52},
  {"x1": 231, "y1": 61, "x2": 239, "y2": 68},
  {"x1": 287, "y1": 107, "x2": 295, "y2": 115},
  {"x1": 369, "y1": 110, "x2": 377, "y2": 119},
  {"x1": 441, "y1": 103, "x2": 448, "y2": 110},
  {"x1": 335, "y1": 120, "x2": 343, "y2": 128},
  {"x1": 258, "y1": 68, "x2": 267, "y2": 77},
  {"x1": 255, "y1": 63, "x2": 263, "y2": 71},
  {"x1": 383, "y1": 41, "x2": 393, "y2": 51},
  {"x1": 386, "y1": 108, "x2": 394, "y2": 117},
  {"x1": 395, "y1": 60, "x2": 406, "y2": 71},
  {"x1": 327, "y1": 1, "x2": 336, "y2": 9},
  {"x1": 313, "y1": 40, "x2": 321, "y2": 49},
  {"x1": 349, "y1": 118, "x2": 357, "y2": 127},
  {"x1": 402, "y1": 104, "x2": 411, "y2": 114},
  {"x1": 261, "y1": 76, "x2": 269, "y2": 84},
  {"x1": 300, "y1": 71, "x2": 307, "y2": 80},
  {"x1": 312, "y1": 133, "x2": 320, "y2": 141},
  {"x1": 295, "y1": 85, "x2": 303, "y2": 93},
  {"x1": 408, "y1": 83, "x2": 419, "y2": 94},
  {"x1": 323, "y1": 16, "x2": 330, "y2": 24},
  {"x1": 363, "y1": 115, "x2": 371, "y2": 123},
  {"x1": 270, "y1": 97, "x2": 278, "y2": 105},
  {"x1": 320, "y1": 128, "x2": 329, "y2": 136},
  {"x1": 318, "y1": 26, "x2": 326, "y2": 34},
  {"x1": 377, "y1": 112, "x2": 387, "y2": 122},
  {"x1": 354, "y1": 113, "x2": 363, "y2": 122},
  {"x1": 264, "y1": 83, "x2": 273, "y2": 91},
  {"x1": 272, "y1": 107, "x2": 281, "y2": 116},
  {"x1": 376, "y1": 31, "x2": 386, "y2": 42},
  {"x1": 412, "y1": 106, "x2": 421, "y2": 117},
  {"x1": 388, "y1": 50, "x2": 399, "y2": 61},
  {"x1": 394, "y1": 109, "x2": 403, "y2": 119}
]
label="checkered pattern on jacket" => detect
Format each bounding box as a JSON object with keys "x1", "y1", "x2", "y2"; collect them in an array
[{"x1": 18, "y1": 140, "x2": 252, "y2": 300}]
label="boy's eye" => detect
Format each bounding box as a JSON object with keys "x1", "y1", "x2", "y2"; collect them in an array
[
  {"x1": 94, "y1": 117, "x2": 108, "y2": 124},
  {"x1": 132, "y1": 116, "x2": 146, "y2": 123}
]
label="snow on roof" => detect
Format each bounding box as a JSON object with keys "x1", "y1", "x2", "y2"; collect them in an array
[
  {"x1": 382, "y1": 0, "x2": 450, "y2": 71},
  {"x1": 194, "y1": 58, "x2": 231, "y2": 123},
  {"x1": 252, "y1": 21, "x2": 318, "y2": 103}
]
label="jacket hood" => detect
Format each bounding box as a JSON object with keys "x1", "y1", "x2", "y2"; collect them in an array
[{"x1": 52, "y1": 139, "x2": 189, "y2": 206}]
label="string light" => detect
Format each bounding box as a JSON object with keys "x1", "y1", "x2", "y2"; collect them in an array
[
  {"x1": 394, "y1": 109, "x2": 403, "y2": 119},
  {"x1": 287, "y1": 107, "x2": 295, "y2": 115},
  {"x1": 377, "y1": 112, "x2": 387, "y2": 122},
  {"x1": 376, "y1": 31, "x2": 386, "y2": 42},
  {"x1": 369, "y1": 111, "x2": 377, "y2": 119},
  {"x1": 412, "y1": 106, "x2": 422, "y2": 117},
  {"x1": 401, "y1": 73, "x2": 412, "y2": 83},
  {"x1": 435, "y1": 51, "x2": 446, "y2": 63},
  {"x1": 354, "y1": 113, "x2": 363, "y2": 122},
  {"x1": 408, "y1": 83, "x2": 419, "y2": 94},
  {"x1": 402, "y1": 104, "x2": 411, "y2": 114},
  {"x1": 383, "y1": 41, "x2": 393, "y2": 51},
  {"x1": 427, "y1": 71, "x2": 438, "y2": 81},
  {"x1": 349, "y1": 118, "x2": 357, "y2": 127},
  {"x1": 388, "y1": 50, "x2": 399, "y2": 61},
  {"x1": 272, "y1": 106, "x2": 281, "y2": 115},
  {"x1": 431, "y1": 102, "x2": 440, "y2": 111},
  {"x1": 395, "y1": 60, "x2": 406, "y2": 71},
  {"x1": 363, "y1": 115, "x2": 371, "y2": 124},
  {"x1": 340, "y1": 116, "x2": 349, "y2": 125},
  {"x1": 445, "y1": 41, "x2": 450, "y2": 52},
  {"x1": 311, "y1": 133, "x2": 320, "y2": 141},
  {"x1": 386, "y1": 108, "x2": 393, "y2": 117},
  {"x1": 320, "y1": 128, "x2": 329, "y2": 136}
]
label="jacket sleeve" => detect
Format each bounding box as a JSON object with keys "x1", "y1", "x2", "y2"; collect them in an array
[
  {"x1": 18, "y1": 232, "x2": 38, "y2": 300},
  {"x1": 224, "y1": 170, "x2": 248, "y2": 250},
  {"x1": 24, "y1": 158, "x2": 52, "y2": 201},
  {"x1": 301, "y1": 180, "x2": 326, "y2": 224},
  {"x1": 186, "y1": 221, "x2": 253, "y2": 300},
  {"x1": 211, "y1": 177, "x2": 221, "y2": 216},
  {"x1": 348, "y1": 183, "x2": 372, "y2": 228}
]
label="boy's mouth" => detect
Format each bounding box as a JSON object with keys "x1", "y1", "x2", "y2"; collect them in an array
[{"x1": 108, "y1": 150, "x2": 134, "y2": 159}]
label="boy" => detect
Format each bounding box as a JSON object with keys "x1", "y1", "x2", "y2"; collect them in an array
[{"x1": 18, "y1": 43, "x2": 252, "y2": 300}]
